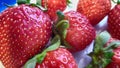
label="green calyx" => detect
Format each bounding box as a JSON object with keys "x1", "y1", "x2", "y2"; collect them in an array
[
  {"x1": 117, "y1": 0, "x2": 120, "y2": 4},
  {"x1": 17, "y1": 0, "x2": 47, "y2": 11},
  {"x1": 112, "y1": 0, "x2": 120, "y2": 4},
  {"x1": 86, "y1": 31, "x2": 120, "y2": 68},
  {"x1": 17, "y1": 0, "x2": 30, "y2": 4},
  {"x1": 24, "y1": 35, "x2": 61, "y2": 68}
]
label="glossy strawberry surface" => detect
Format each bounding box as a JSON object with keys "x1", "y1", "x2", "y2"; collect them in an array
[
  {"x1": 77, "y1": 0, "x2": 111, "y2": 26},
  {"x1": 42, "y1": 0, "x2": 67, "y2": 21},
  {"x1": 108, "y1": 5, "x2": 120, "y2": 40},
  {"x1": 64, "y1": 11, "x2": 96, "y2": 52},
  {"x1": 35, "y1": 47, "x2": 78, "y2": 68},
  {"x1": 0, "y1": 4, "x2": 52, "y2": 68}
]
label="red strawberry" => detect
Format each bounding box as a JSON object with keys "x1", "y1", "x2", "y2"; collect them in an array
[
  {"x1": 108, "y1": 2, "x2": 120, "y2": 40},
  {"x1": 35, "y1": 47, "x2": 78, "y2": 68},
  {"x1": 77, "y1": 0, "x2": 111, "y2": 26},
  {"x1": 41, "y1": 0, "x2": 68, "y2": 21},
  {"x1": 56, "y1": 11, "x2": 96, "y2": 52},
  {"x1": 0, "y1": 4, "x2": 52, "y2": 68},
  {"x1": 106, "y1": 62, "x2": 120, "y2": 68}
]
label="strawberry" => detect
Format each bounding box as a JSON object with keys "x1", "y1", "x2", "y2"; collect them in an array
[
  {"x1": 106, "y1": 62, "x2": 120, "y2": 68},
  {"x1": 0, "y1": 4, "x2": 52, "y2": 68},
  {"x1": 86, "y1": 31, "x2": 120, "y2": 68},
  {"x1": 77, "y1": 0, "x2": 111, "y2": 26},
  {"x1": 55, "y1": 11, "x2": 96, "y2": 52},
  {"x1": 108, "y1": 1, "x2": 120, "y2": 40},
  {"x1": 41, "y1": 0, "x2": 70, "y2": 21},
  {"x1": 24, "y1": 35, "x2": 78, "y2": 68},
  {"x1": 35, "y1": 47, "x2": 78, "y2": 68}
]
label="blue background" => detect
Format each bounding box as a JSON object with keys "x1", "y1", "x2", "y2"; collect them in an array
[{"x1": 0, "y1": 0, "x2": 16, "y2": 12}]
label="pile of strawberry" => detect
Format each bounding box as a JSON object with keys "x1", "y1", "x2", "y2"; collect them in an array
[{"x1": 0, "y1": 0, "x2": 120, "y2": 68}]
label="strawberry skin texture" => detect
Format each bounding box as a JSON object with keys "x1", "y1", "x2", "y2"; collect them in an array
[
  {"x1": 64, "y1": 11, "x2": 96, "y2": 52},
  {"x1": 108, "y1": 5, "x2": 120, "y2": 40},
  {"x1": 0, "y1": 4, "x2": 52, "y2": 68},
  {"x1": 106, "y1": 62, "x2": 120, "y2": 68},
  {"x1": 77, "y1": 0, "x2": 111, "y2": 26},
  {"x1": 42, "y1": 0, "x2": 67, "y2": 21},
  {"x1": 35, "y1": 47, "x2": 78, "y2": 68}
]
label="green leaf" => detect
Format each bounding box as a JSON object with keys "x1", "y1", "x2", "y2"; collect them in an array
[
  {"x1": 101, "y1": 58, "x2": 112, "y2": 68},
  {"x1": 17, "y1": 0, "x2": 30, "y2": 4},
  {"x1": 104, "y1": 49, "x2": 114, "y2": 59},
  {"x1": 45, "y1": 35, "x2": 61, "y2": 52},
  {"x1": 36, "y1": 51, "x2": 47, "y2": 63},
  {"x1": 36, "y1": 0, "x2": 41, "y2": 5},
  {"x1": 104, "y1": 41, "x2": 120, "y2": 51},
  {"x1": 98, "y1": 31, "x2": 111, "y2": 46},
  {"x1": 86, "y1": 31, "x2": 113, "y2": 68},
  {"x1": 24, "y1": 57, "x2": 37, "y2": 68},
  {"x1": 94, "y1": 31, "x2": 111, "y2": 53}
]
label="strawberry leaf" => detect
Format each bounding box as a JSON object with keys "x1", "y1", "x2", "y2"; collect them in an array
[
  {"x1": 86, "y1": 31, "x2": 120, "y2": 68},
  {"x1": 36, "y1": 0, "x2": 41, "y2": 5},
  {"x1": 45, "y1": 35, "x2": 61, "y2": 52},
  {"x1": 104, "y1": 49, "x2": 114, "y2": 59},
  {"x1": 17, "y1": 0, "x2": 30, "y2": 4},
  {"x1": 94, "y1": 31, "x2": 111, "y2": 53},
  {"x1": 24, "y1": 35, "x2": 60, "y2": 68},
  {"x1": 24, "y1": 57, "x2": 37, "y2": 68}
]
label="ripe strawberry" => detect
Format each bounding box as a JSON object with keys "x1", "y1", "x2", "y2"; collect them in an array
[
  {"x1": 77, "y1": 0, "x2": 111, "y2": 26},
  {"x1": 56, "y1": 11, "x2": 96, "y2": 52},
  {"x1": 0, "y1": 4, "x2": 52, "y2": 68},
  {"x1": 41, "y1": 0, "x2": 69, "y2": 21},
  {"x1": 108, "y1": 2, "x2": 120, "y2": 40},
  {"x1": 106, "y1": 62, "x2": 120, "y2": 68},
  {"x1": 35, "y1": 47, "x2": 78, "y2": 68}
]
